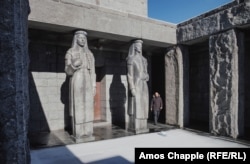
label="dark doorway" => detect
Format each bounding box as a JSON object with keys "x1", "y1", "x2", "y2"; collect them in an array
[
  {"x1": 151, "y1": 53, "x2": 165, "y2": 123},
  {"x1": 244, "y1": 29, "x2": 250, "y2": 140},
  {"x1": 188, "y1": 41, "x2": 210, "y2": 132}
]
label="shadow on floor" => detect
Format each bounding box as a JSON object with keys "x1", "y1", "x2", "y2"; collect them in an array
[{"x1": 29, "y1": 121, "x2": 176, "y2": 149}]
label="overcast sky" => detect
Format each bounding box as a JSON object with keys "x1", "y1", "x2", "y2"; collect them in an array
[{"x1": 148, "y1": 0, "x2": 233, "y2": 24}]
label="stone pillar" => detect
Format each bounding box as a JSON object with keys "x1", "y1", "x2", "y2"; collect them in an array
[
  {"x1": 209, "y1": 29, "x2": 244, "y2": 138},
  {"x1": 0, "y1": 0, "x2": 30, "y2": 163},
  {"x1": 165, "y1": 45, "x2": 189, "y2": 128},
  {"x1": 165, "y1": 47, "x2": 178, "y2": 125}
]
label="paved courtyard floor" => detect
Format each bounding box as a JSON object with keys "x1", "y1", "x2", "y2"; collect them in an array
[{"x1": 30, "y1": 122, "x2": 250, "y2": 164}]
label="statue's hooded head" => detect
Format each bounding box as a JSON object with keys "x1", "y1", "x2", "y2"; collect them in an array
[
  {"x1": 72, "y1": 30, "x2": 89, "y2": 50},
  {"x1": 127, "y1": 39, "x2": 143, "y2": 60}
]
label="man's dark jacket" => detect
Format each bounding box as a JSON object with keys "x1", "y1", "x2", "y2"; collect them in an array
[{"x1": 151, "y1": 96, "x2": 163, "y2": 111}]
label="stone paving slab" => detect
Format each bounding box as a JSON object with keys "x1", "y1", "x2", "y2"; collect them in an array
[{"x1": 30, "y1": 128, "x2": 250, "y2": 164}]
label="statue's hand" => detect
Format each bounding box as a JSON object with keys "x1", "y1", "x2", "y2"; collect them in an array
[
  {"x1": 131, "y1": 88, "x2": 136, "y2": 97},
  {"x1": 72, "y1": 59, "x2": 82, "y2": 68}
]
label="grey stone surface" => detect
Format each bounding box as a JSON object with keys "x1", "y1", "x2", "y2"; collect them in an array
[
  {"x1": 65, "y1": 30, "x2": 96, "y2": 142},
  {"x1": 177, "y1": 1, "x2": 250, "y2": 43},
  {"x1": 166, "y1": 45, "x2": 189, "y2": 128},
  {"x1": 28, "y1": 0, "x2": 176, "y2": 47},
  {"x1": 165, "y1": 47, "x2": 179, "y2": 125},
  {"x1": 73, "y1": 0, "x2": 148, "y2": 17},
  {"x1": 209, "y1": 29, "x2": 244, "y2": 138},
  {"x1": 127, "y1": 40, "x2": 149, "y2": 133},
  {"x1": 0, "y1": 0, "x2": 31, "y2": 163}
]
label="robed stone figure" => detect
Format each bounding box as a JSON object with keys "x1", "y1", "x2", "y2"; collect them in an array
[
  {"x1": 65, "y1": 30, "x2": 96, "y2": 142},
  {"x1": 126, "y1": 39, "x2": 149, "y2": 134}
]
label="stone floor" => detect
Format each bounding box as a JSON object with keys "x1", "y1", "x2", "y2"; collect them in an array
[{"x1": 29, "y1": 121, "x2": 176, "y2": 149}]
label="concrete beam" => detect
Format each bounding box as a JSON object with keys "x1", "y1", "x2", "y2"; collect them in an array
[
  {"x1": 28, "y1": 0, "x2": 176, "y2": 47},
  {"x1": 177, "y1": 1, "x2": 250, "y2": 44}
]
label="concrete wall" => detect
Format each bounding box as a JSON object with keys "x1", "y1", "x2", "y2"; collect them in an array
[
  {"x1": 74, "y1": 0, "x2": 148, "y2": 17},
  {"x1": 177, "y1": 1, "x2": 250, "y2": 44},
  {"x1": 28, "y1": 36, "x2": 70, "y2": 132},
  {"x1": 28, "y1": 0, "x2": 176, "y2": 47}
]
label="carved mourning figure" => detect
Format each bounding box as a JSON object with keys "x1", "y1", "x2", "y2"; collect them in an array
[
  {"x1": 65, "y1": 30, "x2": 96, "y2": 142},
  {"x1": 126, "y1": 39, "x2": 149, "y2": 134}
]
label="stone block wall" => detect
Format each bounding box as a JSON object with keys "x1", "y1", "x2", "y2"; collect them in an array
[{"x1": 28, "y1": 41, "x2": 70, "y2": 133}]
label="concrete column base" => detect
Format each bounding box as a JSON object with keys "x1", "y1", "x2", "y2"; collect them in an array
[
  {"x1": 128, "y1": 117, "x2": 149, "y2": 134},
  {"x1": 71, "y1": 135, "x2": 95, "y2": 143},
  {"x1": 72, "y1": 122, "x2": 95, "y2": 143}
]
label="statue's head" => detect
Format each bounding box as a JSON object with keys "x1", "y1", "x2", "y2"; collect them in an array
[
  {"x1": 127, "y1": 39, "x2": 143, "y2": 61},
  {"x1": 72, "y1": 30, "x2": 88, "y2": 49},
  {"x1": 133, "y1": 39, "x2": 143, "y2": 54}
]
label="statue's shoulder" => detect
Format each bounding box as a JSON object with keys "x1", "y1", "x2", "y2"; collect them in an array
[
  {"x1": 127, "y1": 55, "x2": 137, "y2": 64},
  {"x1": 66, "y1": 48, "x2": 73, "y2": 54},
  {"x1": 65, "y1": 48, "x2": 73, "y2": 58}
]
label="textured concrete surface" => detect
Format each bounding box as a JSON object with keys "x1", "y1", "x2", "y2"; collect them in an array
[
  {"x1": 177, "y1": 1, "x2": 250, "y2": 43},
  {"x1": 28, "y1": 0, "x2": 176, "y2": 47},
  {"x1": 73, "y1": 0, "x2": 148, "y2": 17}
]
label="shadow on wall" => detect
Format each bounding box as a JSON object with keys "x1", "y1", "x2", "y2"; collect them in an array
[
  {"x1": 28, "y1": 72, "x2": 50, "y2": 146},
  {"x1": 109, "y1": 74, "x2": 126, "y2": 129},
  {"x1": 60, "y1": 76, "x2": 71, "y2": 134},
  {"x1": 28, "y1": 37, "x2": 71, "y2": 145}
]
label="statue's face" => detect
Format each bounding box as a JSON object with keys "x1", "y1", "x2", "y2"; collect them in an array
[
  {"x1": 134, "y1": 43, "x2": 142, "y2": 54},
  {"x1": 76, "y1": 34, "x2": 86, "y2": 47}
]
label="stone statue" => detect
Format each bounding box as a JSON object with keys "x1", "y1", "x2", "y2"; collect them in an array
[
  {"x1": 126, "y1": 39, "x2": 149, "y2": 134},
  {"x1": 65, "y1": 30, "x2": 96, "y2": 142}
]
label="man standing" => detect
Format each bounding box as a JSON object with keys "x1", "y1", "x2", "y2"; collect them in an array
[{"x1": 151, "y1": 92, "x2": 163, "y2": 125}]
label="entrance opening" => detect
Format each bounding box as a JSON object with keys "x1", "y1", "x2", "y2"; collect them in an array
[
  {"x1": 151, "y1": 53, "x2": 165, "y2": 123},
  {"x1": 188, "y1": 41, "x2": 210, "y2": 132},
  {"x1": 94, "y1": 67, "x2": 103, "y2": 121},
  {"x1": 244, "y1": 29, "x2": 250, "y2": 140}
]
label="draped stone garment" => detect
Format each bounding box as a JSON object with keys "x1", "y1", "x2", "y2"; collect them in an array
[
  {"x1": 127, "y1": 54, "x2": 149, "y2": 119},
  {"x1": 65, "y1": 48, "x2": 96, "y2": 124}
]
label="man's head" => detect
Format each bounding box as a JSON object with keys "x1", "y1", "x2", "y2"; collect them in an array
[{"x1": 155, "y1": 92, "x2": 160, "y2": 97}]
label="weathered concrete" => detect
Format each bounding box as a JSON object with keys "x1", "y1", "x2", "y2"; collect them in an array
[
  {"x1": 74, "y1": 0, "x2": 148, "y2": 17},
  {"x1": 209, "y1": 29, "x2": 244, "y2": 138},
  {"x1": 0, "y1": 0, "x2": 31, "y2": 163},
  {"x1": 177, "y1": 1, "x2": 250, "y2": 44},
  {"x1": 28, "y1": 0, "x2": 176, "y2": 47}
]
